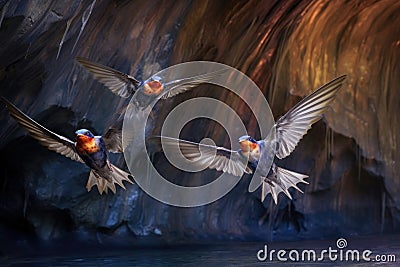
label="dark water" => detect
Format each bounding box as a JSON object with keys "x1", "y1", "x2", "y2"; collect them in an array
[{"x1": 1, "y1": 235, "x2": 399, "y2": 266}]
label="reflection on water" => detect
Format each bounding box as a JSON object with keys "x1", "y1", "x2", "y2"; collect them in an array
[{"x1": 1, "y1": 235, "x2": 399, "y2": 266}]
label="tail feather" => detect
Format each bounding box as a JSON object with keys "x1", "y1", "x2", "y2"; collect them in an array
[
  {"x1": 261, "y1": 165, "x2": 308, "y2": 204},
  {"x1": 106, "y1": 179, "x2": 117, "y2": 194},
  {"x1": 98, "y1": 176, "x2": 109, "y2": 194},
  {"x1": 86, "y1": 171, "x2": 98, "y2": 192},
  {"x1": 112, "y1": 164, "x2": 134, "y2": 186},
  {"x1": 86, "y1": 171, "x2": 109, "y2": 195},
  {"x1": 86, "y1": 165, "x2": 134, "y2": 195}
]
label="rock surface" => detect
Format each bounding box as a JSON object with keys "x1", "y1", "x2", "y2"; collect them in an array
[{"x1": 0, "y1": 0, "x2": 398, "y2": 253}]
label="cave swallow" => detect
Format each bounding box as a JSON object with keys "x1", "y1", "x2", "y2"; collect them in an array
[
  {"x1": 150, "y1": 75, "x2": 347, "y2": 204},
  {"x1": 76, "y1": 57, "x2": 227, "y2": 109},
  {"x1": 1, "y1": 97, "x2": 134, "y2": 195}
]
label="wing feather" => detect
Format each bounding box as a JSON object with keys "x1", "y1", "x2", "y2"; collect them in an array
[
  {"x1": 149, "y1": 136, "x2": 249, "y2": 177},
  {"x1": 272, "y1": 75, "x2": 346, "y2": 159},
  {"x1": 76, "y1": 57, "x2": 140, "y2": 98},
  {"x1": 1, "y1": 97, "x2": 83, "y2": 162},
  {"x1": 102, "y1": 127, "x2": 123, "y2": 153},
  {"x1": 160, "y1": 68, "x2": 229, "y2": 99}
]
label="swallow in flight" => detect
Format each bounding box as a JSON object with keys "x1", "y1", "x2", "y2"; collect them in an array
[
  {"x1": 76, "y1": 57, "x2": 227, "y2": 109},
  {"x1": 1, "y1": 97, "x2": 134, "y2": 195},
  {"x1": 150, "y1": 75, "x2": 347, "y2": 204}
]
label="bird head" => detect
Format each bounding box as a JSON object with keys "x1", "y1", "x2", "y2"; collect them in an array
[
  {"x1": 238, "y1": 135, "x2": 258, "y2": 152},
  {"x1": 75, "y1": 129, "x2": 95, "y2": 139},
  {"x1": 143, "y1": 76, "x2": 163, "y2": 95}
]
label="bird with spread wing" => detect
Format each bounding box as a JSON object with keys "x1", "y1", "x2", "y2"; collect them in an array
[
  {"x1": 1, "y1": 97, "x2": 133, "y2": 195},
  {"x1": 76, "y1": 57, "x2": 227, "y2": 109},
  {"x1": 149, "y1": 75, "x2": 347, "y2": 204}
]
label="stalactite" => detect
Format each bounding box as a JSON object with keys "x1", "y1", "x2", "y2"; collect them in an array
[
  {"x1": 0, "y1": 0, "x2": 398, "y2": 247},
  {"x1": 71, "y1": 0, "x2": 96, "y2": 54},
  {"x1": 0, "y1": 1, "x2": 10, "y2": 29},
  {"x1": 325, "y1": 125, "x2": 331, "y2": 161},
  {"x1": 57, "y1": 17, "x2": 73, "y2": 60},
  {"x1": 381, "y1": 190, "x2": 386, "y2": 233},
  {"x1": 356, "y1": 143, "x2": 361, "y2": 182}
]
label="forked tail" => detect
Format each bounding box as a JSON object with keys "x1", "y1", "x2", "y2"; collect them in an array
[
  {"x1": 86, "y1": 164, "x2": 134, "y2": 195},
  {"x1": 261, "y1": 164, "x2": 308, "y2": 204}
]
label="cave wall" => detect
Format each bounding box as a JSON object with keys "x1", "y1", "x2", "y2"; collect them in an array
[{"x1": 0, "y1": 0, "x2": 399, "y2": 251}]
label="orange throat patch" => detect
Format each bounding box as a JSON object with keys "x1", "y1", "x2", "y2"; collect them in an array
[
  {"x1": 143, "y1": 81, "x2": 163, "y2": 95},
  {"x1": 76, "y1": 135, "x2": 100, "y2": 154}
]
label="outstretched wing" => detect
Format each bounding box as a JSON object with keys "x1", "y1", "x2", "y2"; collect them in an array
[
  {"x1": 148, "y1": 136, "x2": 250, "y2": 177},
  {"x1": 272, "y1": 75, "x2": 347, "y2": 159},
  {"x1": 76, "y1": 57, "x2": 140, "y2": 98},
  {"x1": 102, "y1": 127, "x2": 123, "y2": 153},
  {"x1": 1, "y1": 97, "x2": 83, "y2": 163},
  {"x1": 160, "y1": 68, "x2": 229, "y2": 99}
]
